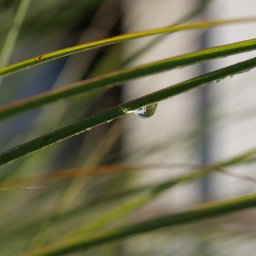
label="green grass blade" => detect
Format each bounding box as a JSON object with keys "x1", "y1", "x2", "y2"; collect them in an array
[
  {"x1": 26, "y1": 194, "x2": 256, "y2": 256},
  {"x1": 2, "y1": 145, "x2": 255, "y2": 241},
  {"x1": 0, "y1": 17, "x2": 255, "y2": 78},
  {"x1": 0, "y1": 0, "x2": 32, "y2": 69},
  {"x1": 1, "y1": 38, "x2": 256, "y2": 120},
  {"x1": 0, "y1": 57, "x2": 256, "y2": 168},
  {"x1": 59, "y1": 152, "x2": 256, "y2": 239},
  {"x1": 64, "y1": 169, "x2": 206, "y2": 237},
  {"x1": 1, "y1": 144, "x2": 255, "y2": 241},
  {"x1": 2, "y1": 139, "x2": 256, "y2": 189},
  {"x1": 217, "y1": 148, "x2": 256, "y2": 167}
]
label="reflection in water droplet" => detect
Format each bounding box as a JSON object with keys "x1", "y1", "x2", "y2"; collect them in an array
[
  {"x1": 121, "y1": 107, "x2": 133, "y2": 114},
  {"x1": 134, "y1": 103, "x2": 158, "y2": 118}
]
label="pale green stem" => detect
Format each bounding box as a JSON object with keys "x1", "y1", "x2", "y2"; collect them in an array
[
  {"x1": 0, "y1": 0, "x2": 32, "y2": 68},
  {"x1": 0, "y1": 17, "x2": 256, "y2": 78}
]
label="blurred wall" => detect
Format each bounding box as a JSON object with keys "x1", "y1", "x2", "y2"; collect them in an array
[
  {"x1": 123, "y1": 0, "x2": 256, "y2": 209},
  {"x1": 123, "y1": 0, "x2": 200, "y2": 210}
]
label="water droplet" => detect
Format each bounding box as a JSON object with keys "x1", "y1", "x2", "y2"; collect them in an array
[{"x1": 134, "y1": 103, "x2": 158, "y2": 118}]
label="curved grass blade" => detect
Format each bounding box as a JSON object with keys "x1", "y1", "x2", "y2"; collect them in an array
[
  {"x1": 62, "y1": 156, "x2": 256, "y2": 238},
  {"x1": 2, "y1": 147, "x2": 255, "y2": 239},
  {"x1": 0, "y1": 165, "x2": 138, "y2": 189},
  {"x1": 0, "y1": 57, "x2": 256, "y2": 168},
  {"x1": 25, "y1": 194, "x2": 256, "y2": 256},
  {"x1": 0, "y1": 17, "x2": 256, "y2": 78},
  {"x1": 1, "y1": 38, "x2": 256, "y2": 121},
  {"x1": 2, "y1": 143, "x2": 256, "y2": 189},
  {"x1": 58, "y1": 169, "x2": 207, "y2": 240}
]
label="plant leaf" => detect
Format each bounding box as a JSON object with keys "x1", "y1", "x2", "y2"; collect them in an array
[
  {"x1": 2, "y1": 146, "x2": 255, "y2": 241},
  {"x1": 0, "y1": 17, "x2": 256, "y2": 78},
  {"x1": 1, "y1": 38, "x2": 256, "y2": 120},
  {"x1": 0, "y1": 56, "x2": 256, "y2": 168},
  {"x1": 25, "y1": 194, "x2": 256, "y2": 256}
]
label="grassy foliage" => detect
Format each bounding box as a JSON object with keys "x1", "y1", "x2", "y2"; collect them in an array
[{"x1": 0, "y1": 1, "x2": 255, "y2": 255}]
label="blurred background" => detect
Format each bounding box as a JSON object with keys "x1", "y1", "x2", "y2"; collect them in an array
[{"x1": 0, "y1": 0, "x2": 255, "y2": 255}]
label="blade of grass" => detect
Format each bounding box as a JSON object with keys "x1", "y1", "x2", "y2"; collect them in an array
[
  {"x1": 2, "y1": 146, "x2": 256, "y2": 240},
  {"x1": 218, "y1": 149, "x2": 256, "y2": 167},
  {"x1": 3, "y1": 142, "x2": 256, "y2": 188},
  {"x1": 1, "y1": 56, "x2": 256, "y2": 168},
  {"x1": 0, "y1": 0, "x2": 32, "y2": 69},
  {"x1": 67, "y1": 167, "x2": 209, "y2": 237},
  {"x1": 69, "y1": 158, "x2": 256, "y2": 237},
  {"x1": 0, "y1": 17, "x2": 256, "y2": 78},
  {"x1": 1, "y1": 38, "x2": 256, "y2": 120},
  {"x1": 25, "y1": 194, "x2": 256, "y2": 256},
  {"x1": 17, "y1": 121, "x2": 124, "y2": 249},
  {"x1": 0, "y1": 165, "x2": 137, "y2": 190},
  {"x1": 0, "y1": 169, "x2": 208, "y2": 253}
]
